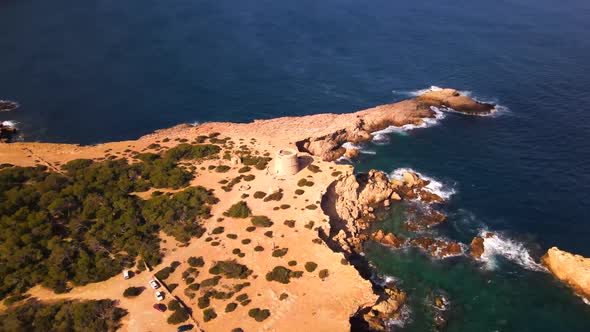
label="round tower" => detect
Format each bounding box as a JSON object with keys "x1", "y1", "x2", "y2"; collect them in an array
[{"x1": 274, "y1": 148, "x2": 299, "y2": 176}]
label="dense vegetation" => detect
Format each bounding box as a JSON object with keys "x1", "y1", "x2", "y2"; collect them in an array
[
  {"x1": 0, "y1": 299, "x2": 127, "y2": 332},
  {"x1": 0, "y1": 144, "x2": 219, "y2": 299}
]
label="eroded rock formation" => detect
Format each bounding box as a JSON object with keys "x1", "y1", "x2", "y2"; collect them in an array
[
  {"x1": 541, "y1": 247, "x2": 590, "y2": 302},
  {"x1": 363, "y1": 285, "x2": 407, "y2": 331}
]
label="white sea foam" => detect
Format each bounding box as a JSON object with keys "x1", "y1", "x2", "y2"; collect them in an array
[
  {"x1": 371, "y1": 106, "x2": 446, "y2": 142},
  {"x1": 386, "y1": 305, "x2": 412, "y2": 328},
  {"x1": 189, "y1": 121, "x2": 200, "y2": 126},
  {"x1": 479, "y1": 232, "x2": 546, "y2": 272},
  {"x1": 342, "y1": 142, "x2": 376, "y2": 155},
  {"x1": 1, "y1": 120, "x2": 17, "y2": 128},
  {"x1": 389, "y1": 168, "x2": 456, "y2": 200}
]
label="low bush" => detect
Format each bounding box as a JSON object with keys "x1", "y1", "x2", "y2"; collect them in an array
[
  {"x1": 307, "y1": 164, "x2": 321, "y2": 173},
  {"x1": 264, "y1": 231, "x2": 273, "y2": 238},
  {"x1": 225, "y1": 302, "x2": 238, "y2": 312},
  {"x1": 265, "y1": 266, "x2": 302, "y2": 284},
  {"x1": 235, "y1": 293, "x2": 248, "y2": 302},
  {"x1": 215, "y1": 165, "x2": 231, "y2": 173},
  {"x1": 238, "y1": 166, "x2": 251, "y2": 173},
  {"x1": 243, "y1": 174, "x2": 255, "y2": 181},
  {"x1": 168, "y1": 299, "x2": 180, "y2": 311},
  {"x1": 284, "y1": 220, "x2": 296, "y2": 228},
  {"x1": 253, "y1": 191, "x2": 267, "y2": 199},
  {"x1": 304, "y1": 221, "x2": 315, "y2": 229},
  {"x1": 287, "y1": 260, "x2": 297, "y2": 266},
  {"x1": 203, "y1": 308, "x2": 217, "y2": 322},
  {"x1": 294, "y1": 189, "x2": 304, "y2": 195},
  {"x1": 227, "y1": 233, "x2": 238, "y2": 239},
  {"x1": 188, "y1": 256, "x2": 205, "y2": 267},
  {"x1": 167, "y1": 307, "x2": 189, "y2": 324},
  {"x1": 225, "y1": 201, "x2": 251, "y2": 218},
  {"x1": 319, "y1": 269, "x2": 329, "y2": 280},
  {"x1": 212, "y1": 226, "x2": 224, "y2": 234},
  {"x1": 251, "y1": 216, "x2": 273, "y2": 227},
  {"x1": 248, "y1": 308, "x2": 271, "y2": 322},
  {"x1": 306, "y1": 204, "x2": 318, "y2": 210},
  {"x1": 123, "y1": 287, "x2": 143, "y2": 298},
  {"x1": 279, "y1": 293, "x2": 289, "y2": 300},
  {"x1": 254, "y1": 246, "x2": 264, "y2": 251},
  {"x1": 304, "y1": 262, "x2": 318, "y2": 272},
  {"x1": 201, "y1": 276, "x2": 222, "y2": 287},
  {"x1": 209, "y1": 260, "x2": 252, "y2": 279},
  {"x1": 263, "y1": 190, "x2": 283, "y2": 202},
  {"x1": 272, "y1": 248, "x2": 288, "y2": 257}
]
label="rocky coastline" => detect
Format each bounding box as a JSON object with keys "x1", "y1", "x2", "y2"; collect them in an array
[{"x1": 2, "y1": 87, "x2": 587, "y2": 331}]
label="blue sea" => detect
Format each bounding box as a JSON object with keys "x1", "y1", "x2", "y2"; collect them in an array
[{"x1": 1, "y1": 0, "x2": 590, "y2": 331}]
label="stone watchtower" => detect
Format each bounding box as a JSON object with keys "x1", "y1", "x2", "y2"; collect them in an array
[{"x1": 274, "y1": 148, "x2": 299, "y2": 176}]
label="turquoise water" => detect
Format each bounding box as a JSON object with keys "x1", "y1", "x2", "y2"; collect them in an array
[{"x1": 2, "y1": 0, "x2": 590, "y2": 330}]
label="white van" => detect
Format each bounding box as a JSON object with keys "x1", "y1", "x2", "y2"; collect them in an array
[{"x1": 123, "y1": 270, "x2": 131, "y2": 280}]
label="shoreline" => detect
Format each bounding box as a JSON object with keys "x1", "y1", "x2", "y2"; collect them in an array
[{"x1": 2, "y1": 88, "x2": 587, "y2": 331}]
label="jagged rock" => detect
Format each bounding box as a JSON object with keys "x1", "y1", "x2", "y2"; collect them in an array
[
  {"x1": 470, "y1": 237, "x2": 485, "y2": 259},
  {"x1": 383, "y1": 199, "x2": 390, "y2": 207},
  {"x1": 344, "y1": 148, "x2": 360, "y2": 159},
  {"x1": 416, "y1": 88, "x2": 495, "y2": 115},
  {"x1": 390, "y1": 192, "x2": 401, "y2": 201},
  {"x1": 402, "y1": 171, "x2": 419, "y2": 187},
  {"x1": 0, "y1": 122, "x2": 17, "y2": 143},
  {"x1": 403, "y1": 210, "x2": 446, "y2": 231},
  {"x1": 541, "y1": 247, "x2": 590, "y2": 302},
  {"x1": 363, "y1": 286, "x2": 407, "y2": 331},
  {"x1": 409, "y1": 237, "x2": 463, "y2": 258},
  {"x1": 419, "y1": 190, "x2": 443, "y2": 203},
  {"x1": 390, "y1": 179, "x2": 404, "y2": 190},
  {"x1": 370, "y1": 230, "x2": 405, "y2": 248}
]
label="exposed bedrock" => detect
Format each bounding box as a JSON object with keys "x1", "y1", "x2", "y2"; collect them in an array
[
  {"x1": 0, "y1": 122, "x2": 18, "y2": 143},
  {"x1": 297, "y1": 89, "x2": 495, "y2": 161},
  {"x1": 541, "y1": 247, "x2": 590, "y2": 302}
]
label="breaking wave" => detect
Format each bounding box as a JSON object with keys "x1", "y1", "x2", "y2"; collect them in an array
[
  {"x1": 342, "y1": 142, "x2": 376, "y2": 155},
  {"x1": 389, "y1": 168, "x2": 456, "y2": 200},
  {"x1": 478, "y1": 232, "x2": 546, "y2": 272},
  {"x1": 371, "y1": 106, "x2": 446, "y2": 143},
  {"x1": 1, "y1": 120, "x2": 17, "y2": 128}
]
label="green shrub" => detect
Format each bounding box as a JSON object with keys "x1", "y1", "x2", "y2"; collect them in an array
[
  {"x1": 227, "y1": 233, "x2": 238, "y2": 239},
  {"x1": 225, "y1": 201, "x2": 251, "y2": 218},
  {"x1": 123, "y1": 287, "x2": 144, "y2": 297},
  {"x1": 234, "y1": 282, "x2": 251, "y2": 292},
  {"x1": 265, "y1": 266, "x2": 302, "y2": 284},
  {"x1": 198, "y1": 295, "x2": 210, "y2": 309},
  {"x1": 251, "y1": 216, "x2": 273, "y2": 227},
  {"x1": 304, "y1": 262, "x2": 318, "y2": 272},
  {"x1": 304, "y1": 221, "x2": 315, "y2": 229},
  {"x1": 254, "y1": 246, "x2": 264, "y2": 251},
  {"x1": 155, "y1": 267, "x2": 174, "y2": 280},
  {"x1": 248, "y1": 308, "x2": 271, "y2": 322},
  {"x1": 297, "y1": 179, "x2": 314, "y2": 187},
  {"x1": 279, "y1": 293, "x2": 289, "y2": 301},
  {"x1": 243, "y1": 174, "x2": 255, "y2": 181},
  {"x1": 307, "y1": 164, "x2": 321, "y2": 173},
  {"x1": 253, "y1": 191, "x2": 267, "y2": 199},
  {"x1": 272, "y1": 248, "x2": 288, "y2": 257},
  {"x1": 295, "y1": 189, "x2": 305, "y2": 195},
  {"x1": 306, "y1": 204, "x2": 318, "y2": 210},
  {"x1": 167, "y1": 306, "x2": 189, "y2": 324},
  {"x1": 168, "y1": 283, "x2": 178, "y2": 292},
  {"x1": 280, "y1": 204, "x2": 290, "y2": 209},
  {"x1": 203, "y1": 308, "x2": 217, "y2": 322},
  {"x1": 263, "y1": 191, "x2": 283, "y2": 202},
  {"x1": 201, "y1": 276, "x2": 222, "y2": 287},
  {"x1": 188, "y1": 256, "x2": 205, "y2": 267},
  {"x1": 209, "y1": 260, "x2": 252, "y2": 279},
  {"x1": 168, "y1": 299, "x2": 181, "y2": 311},
  {"x1": 264, "y1": 231, "x2": 273, "y2": 238},
  {"x1": 246, "y1": 226, "x2": 256, "y2": 232},
  {"x1": 284, "y1": 220, "x2": 296, "y2": 228},
  {"x1": 287, "y1": 260, "x2": 297, "y2": 266},
  {"x1": 319, "y1": 269, "x2": 329, "y2": 280},
  {"x1": 212, "y1": 226, "x2": 224, "y2": 234},
  {"x1": 235, "y1": 293, "x2": 248, "y2": 302},
  {"x1": 241, "y1": 239, "x2": 251, "y2": 245},
  {"x1": 215, "y1": 165, "x2": 231, "y2": 173},
  {"x1": 225, "y1": 302, "x2": 238, "y2": 312},
  {"x1": 238, "y1": 166, "x2": 251, "y2": 173}
]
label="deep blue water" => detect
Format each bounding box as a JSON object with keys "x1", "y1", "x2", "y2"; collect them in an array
[{"x1": 2, "y1": 0, "x2": 590, "y2": 330}]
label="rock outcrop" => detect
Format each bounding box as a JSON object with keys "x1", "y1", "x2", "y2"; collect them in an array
[
  {"x1": 0, "y1": 122, "x2": 17, "y2": 143},
  {"x1": 416, "y1": 88, "x2": 495, "y2": 115},
  {"x1": 0, "y1": 100, "x2": 18, "y2": 112},
  {"x1": 541, "y1": 247, "x2": 590, "y2": 301},
  {"x1": 363, "y1": 286, "x2": 407, "y2": 331},
  {"x1": 470, "y1": 237, "x2": 485, "y2": 259}
]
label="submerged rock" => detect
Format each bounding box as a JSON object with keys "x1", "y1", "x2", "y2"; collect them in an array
[
  {"x1": 541, "y1": 247, "x2": 590, "y2": 302},
  {"x1": 0, "y1": 100, "x2": 19, "y2": 112}
]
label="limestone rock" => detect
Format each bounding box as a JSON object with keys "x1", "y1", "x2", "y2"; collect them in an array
[
  {"x1": 363, "y1": 286, "x2": 407, "y2": 331},
  {"x1": 344, "y1": 148, "x2": 360, "y2": 159},
  {"x1": 541, "y1": 247, "x2": 590, "y2": 301},
  {"x1": 416, "y1": 88, "x2": 495, "y2": 115},
  {"x1": 470, "y1": 237, "x2": 485, "y2": 259}
]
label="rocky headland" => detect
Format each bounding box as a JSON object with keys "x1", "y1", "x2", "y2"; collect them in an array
[{"x1": 542, "y1": 247, "x2": 590, "y2": 302}]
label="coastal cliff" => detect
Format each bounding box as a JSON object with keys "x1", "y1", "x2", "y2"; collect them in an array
[{"x1": 542, "y1": 247, "x2": 590, "y2": 302}]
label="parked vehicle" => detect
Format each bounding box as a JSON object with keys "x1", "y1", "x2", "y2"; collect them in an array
[
  {"x1": 123, "y1": 270, "x2": 131, "y2": 280},
  {"x1": 155, "y1": 291, "x2": 165, "y2": 301},
  {"x1": 153, "y1": 303, "x2": 166, "y2": 312},
  {"x1": 177, "y1": 325, "x2": 193, "y2": 332},
  {"x1": 149, "y1": 279, "x2": 160, "y2": 289}
]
